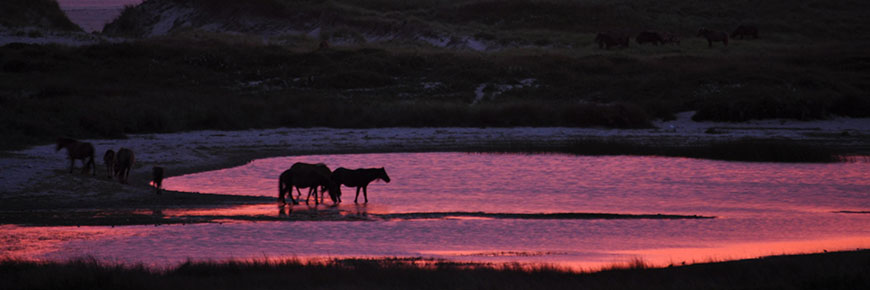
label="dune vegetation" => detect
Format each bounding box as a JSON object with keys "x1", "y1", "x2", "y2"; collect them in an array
[{"x1": 0, "y1": 0, "x2": 81, "y2": 31}]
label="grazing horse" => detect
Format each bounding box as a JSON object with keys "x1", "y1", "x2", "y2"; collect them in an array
[
  {"x1": 55, "y1": 137, "x2": 95, "y2": 175},
  {"x1": 278, "y1": 162, "x2": 338, "y2": 205},
  {"x1": 697, "y1": 28, "x2": 728, "y2": 47},
  {"x1": 103, "y1": 149, "x2": 115, "y2": 179},
  {"x1": 635, "y1": 31, "x2": 664, "y2": 45},
  {"x1": 152, "y1": 166, "x2": 165, "y2": 194},
  {"x1": 594, "y1": 32, "x2": 629, "y2": 49},
  {"x1": 731, "y1": 25, "x2": 758, "y2": 39},
  {"x1": 113, "y1": 148, "x2": 135, "y2": 184},
  {"x1": 331, "y1": 167, "x2": 391, "y2": 204}
]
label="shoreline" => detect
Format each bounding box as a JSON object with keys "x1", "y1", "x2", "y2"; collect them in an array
[{"x1": 1, "y1": 112, "x2": 868, "y2": 225}]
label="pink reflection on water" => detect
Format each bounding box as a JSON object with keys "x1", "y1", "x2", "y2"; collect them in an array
[
  {"x1": 165, "y1": 153, "x2": 870, "y2": 215},
  {"x1": 5, "y1": 154, "x2": 870, "y2": 269}
]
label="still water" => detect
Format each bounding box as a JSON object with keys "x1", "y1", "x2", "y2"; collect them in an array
[{"x1": 3, "y1": 153, "x2": 869, "y2": 270}]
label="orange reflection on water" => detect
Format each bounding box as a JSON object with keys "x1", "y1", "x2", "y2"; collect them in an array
[{"x1": 612, "y1": 236, "x2": 870, "y2": 268}]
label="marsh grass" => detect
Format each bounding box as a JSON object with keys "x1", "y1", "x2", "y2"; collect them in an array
[{"x1": 2, "y1": 250, "x2": 868, "y2": 290}]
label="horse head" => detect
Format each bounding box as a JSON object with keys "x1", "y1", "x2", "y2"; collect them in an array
[
  {"x1": 379, "y1": 167, "x2": 391, "y2": 183},
  {"x1": 696, "y1": 28, "x2": 709, "y2": 37}
]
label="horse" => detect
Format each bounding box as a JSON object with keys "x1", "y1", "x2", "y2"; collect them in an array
[
  {"x1": 635, "y1": 31, "x2": 664, "y2": 45},
  {"x1": 152, "y1": 166, "x2": 165, "y2": 194},
  {"x1": 594, "y1": 32, "x2": 629, "y2": 49},
  {"x1": 278, "y1": 162, "x2": 339, "y2": 205},
  {"x1": 113, "y1": 148, "x2": 134, "y2": 184},
  {"x1": 697, "y1": 28, "x2": 728, "y2": 47},
  {"x1": 731, "y1": 25, "x2": 758, "y2": 39},
  {"x1": 103, "y1": 149, "x2": 115, "y2": 179},
  {"x1": 55, "y1": 137, "x2": 95, "y2": 175},
  {"x1": 331, "y1": 167, "x2": 391, "y2": 204}
]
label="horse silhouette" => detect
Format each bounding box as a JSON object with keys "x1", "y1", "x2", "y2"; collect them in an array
[
  {"x1": 697, "y1": 28, "x2": 728, "y2": 47},
  {"x1": 331, "y1": 167, "x2": 391, "y2": 204},
  {"x1": 278, "y1": 162, "x2": 338, "y2": 205},
  {"x1": 152, "y1": 166, "x2": 165, "y2": 194},
  {"x1": 594, "y1": 32, "x2": 629, "y2": 49},
  {"x1": 731, "y1": 25, "x2": 758, "y2": 39},
  {"x1": 55, "y1": 137, "x2": 95, "y2": 175},
  {"x1": 103, "y1": 149, "x2": 115, "y2": 179},
  {"x1": 113, "y1": 148, "x2": 135, "y2": 184},
  {"x1": 636, "y1": 31, "x2": 665, "y2": 45}
]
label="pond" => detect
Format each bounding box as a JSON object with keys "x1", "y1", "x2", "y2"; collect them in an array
[{"x1": 3, "y1": 153, "x2": 869, "y2": 270}]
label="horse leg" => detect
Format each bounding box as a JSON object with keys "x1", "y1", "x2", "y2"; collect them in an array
[
  {"x1": 69, "y1": 158, "x2": 75, "y2": 173},
  {"x1": 89, "y1": 156, "x2": 95, "y2": 176},
  {"x1": 354, "y1": 187, "x2": 361, "y2": 203},
  {"x1": 363, "y1": 186, "x2": 369, "y2": 203}
]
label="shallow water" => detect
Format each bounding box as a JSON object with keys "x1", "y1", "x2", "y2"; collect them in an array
[{"x1": 3, "y1": 153, "x2": 869, "y2": 270}]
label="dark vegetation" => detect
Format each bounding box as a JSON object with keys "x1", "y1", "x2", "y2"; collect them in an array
[
  {"x1": 2, "y1": 0, "x2": 870, "y2": 151},
  {"x1": 0, "y1": 0, "x2": 81, "y2": 31},
  {"x1": 2, "y1": 250, "x2": 868, "y2": 290}
]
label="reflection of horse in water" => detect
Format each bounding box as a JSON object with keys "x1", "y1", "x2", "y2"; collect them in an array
[
  {"x1": 103, "y1": 149, "x2": 115, "y2": 179},
  {"x1": 331, "y1": 167, "x2": 391, "y2": 203},
  {"x1": 55, "y1": 137, "x2": 95, "y2": 175},
  {"x1": 278, "y1": 162, "x2": 340, "y2": 205},
  {"x1": 114, "y1": 148, "x2": 135, "y2": 184}
]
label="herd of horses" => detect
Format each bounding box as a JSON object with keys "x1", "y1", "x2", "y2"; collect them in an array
[
  {"x1": 56, "y1": 138, "x2": 390, "y2": 204},
  {"x1": 56, "y1": 137, "x2": 163, "y2": 193},
  {"x1": 595, "y1": 25, "x2": 758, "y2": 49},
  {"x1": 278, "y1": 162, "x2": 391, "y2": 205}
]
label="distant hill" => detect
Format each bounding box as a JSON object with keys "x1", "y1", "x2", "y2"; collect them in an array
[
  {"x1": 0, "y1": 0, "x2": 82, "y2": 31},
  {"x1": 103, "y1": 0, "x2": 870, "y2": 48}
]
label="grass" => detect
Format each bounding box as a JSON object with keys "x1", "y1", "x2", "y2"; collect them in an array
[{"x1": 2, "y1": 250, "x2": 868, "y2": 289}]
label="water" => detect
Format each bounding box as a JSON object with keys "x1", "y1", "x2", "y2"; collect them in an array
[
  {"x1": 3, "y1": 153, "x2": 869, "y2": 270},
  {"x1": 57, "y1": 0, "x2": 143, "y2": 32}
]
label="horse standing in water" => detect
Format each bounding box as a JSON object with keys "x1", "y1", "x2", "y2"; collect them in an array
[
  {"x1": 55, "y1": 137, "x2": 95, "y2": 175},
  {"x1": 114, "y1": 148, "x2": 135, "y2": 184},
  {"x1": 278, "y1": 162, "x2": 340, "y2": 205},
  {"x1": 103, "y1": 149, "x2": 115, "y2": 179},
  {"x1": 152, "y1": 166, "x2": 165, "y2": 194},
  {"x1": 331, "y1": 167, "x2": 391, "y2": 203}
]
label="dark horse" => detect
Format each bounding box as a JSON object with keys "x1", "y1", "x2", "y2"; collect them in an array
[
  {"x1": 331, "y1": 167, "x2": 391, "y2": 204},
  {"x1": 594, "y1": 32, "x2": 629, "y2": 49},
  {"x1": 103, "y1": 149, "x2": 115, "y2": 179},
  {"x1": 278, "y1": 162, "x2": 339, "y2": 205},
  {"x1": 697, "y1": 28, "x2": 728, "y2": 47},
  {"x1": 55, "y1": 137, "x2": 95, "y2": 175},
  {"x1": 731, "y1": 25, "x2": 758, "y2": 39},
  {"x1": 114, "y1": 148, "x2": 135, "y2": 184}
]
